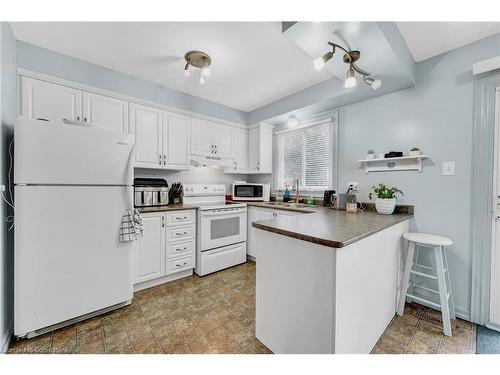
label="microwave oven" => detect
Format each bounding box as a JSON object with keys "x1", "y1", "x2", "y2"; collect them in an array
[{"x1": 232, "y1": 183, "x2": 270, "y2": 201}]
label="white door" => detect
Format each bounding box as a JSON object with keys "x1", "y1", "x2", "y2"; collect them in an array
[
  {"x1": 135, "y1": 212, "x2": 165, "y2": 284},
  {"x1": 247, "y1": 208, "x2": 274, "y2": 258},
  {"x1": 492, "y1": 90, "x2": 500, "y2": 327},
  {"x1": 214, "y1": 123, "x2": 233, "y2": 159},
  {"x1": 130, "y1": 104, "x2": 163, "y2": 168},
  {"x1": 20, "y1": 77, "x2": 82, "y2": 124},
  {"x1": 82, "y1": 92, "x2": 129, "y2": 133},
  {"x1": 248, "y1": 127, "x2": 260, "y2": 173},
  {"x1": 164, "y1": 112, "x2": 189, "y2": 169},
  {"x1": 191, "y1": 118, "x2": 215, "y2": 157}
]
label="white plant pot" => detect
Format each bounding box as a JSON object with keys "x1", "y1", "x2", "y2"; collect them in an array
[
  {"x1": 366, "y1": 154, "x2": 375, "y2": 160},
  {"x1": 375, "y1": 198, "x2": 396, "y2": 215},
  {"x1": 409, "y1": 150, "x2": 420, "y2": 156}
]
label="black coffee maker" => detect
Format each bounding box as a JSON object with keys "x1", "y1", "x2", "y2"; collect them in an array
[{"x1": 323, "y1": 190, "x2": 336, "y2": 207}]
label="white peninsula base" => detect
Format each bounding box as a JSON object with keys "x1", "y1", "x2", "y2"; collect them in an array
[{"x1": 255, "y1": 220, "x2": 409, "y2": 354}]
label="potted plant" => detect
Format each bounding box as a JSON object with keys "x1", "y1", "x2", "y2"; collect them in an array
[
  {"x1": 409, "y1": 147, "x2": 420, "y2": 156},
  {"x1": 366, "y1": 149, "x2": 375, "y2": 160},
  {"x1": 369, "y1": 183, "x2": 403, "y2": 215}
]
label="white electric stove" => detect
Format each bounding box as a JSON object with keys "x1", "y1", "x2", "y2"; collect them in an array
[{"x1": 183, "y1": 184, "x2": 247, "y2": 276}]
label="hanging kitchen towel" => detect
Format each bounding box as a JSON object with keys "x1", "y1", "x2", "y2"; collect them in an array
[{"x1": 120, "y1": 209, "x2": 144, "y2": 242}]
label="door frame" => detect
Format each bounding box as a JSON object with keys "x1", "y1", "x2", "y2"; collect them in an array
[
  {"x1": 470, "y1": 72, "x2": 500, "y2": 327},
  {"x1": 489, "y1": 88, "x2": 500, "y2": 331}
]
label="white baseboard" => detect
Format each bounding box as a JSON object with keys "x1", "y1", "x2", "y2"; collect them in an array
[{"x1": 1, "y1": 322, "x2": 13, "y2": 354}]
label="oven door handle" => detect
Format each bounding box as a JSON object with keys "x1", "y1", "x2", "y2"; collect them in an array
[{"x1": 200, "y1": 209, "x2": 247, "y2": 217}]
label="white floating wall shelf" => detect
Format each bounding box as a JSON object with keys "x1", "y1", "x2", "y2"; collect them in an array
[{"x1": 358, "y1": 155, "x2": 428, "y2": 174}]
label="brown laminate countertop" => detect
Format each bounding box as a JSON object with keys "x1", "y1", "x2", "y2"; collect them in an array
[
  {"x1": 136, "y1": 204, "x2": 197, "y2": 213},
  {"x1": 250, "y1": 204, "x2": 412, "y2": 248}
]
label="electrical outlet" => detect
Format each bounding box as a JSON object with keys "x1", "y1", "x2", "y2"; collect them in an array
[
  {"x1": 0, "y1": 184, "x2": 5, "y2": 192},
  {"x1": 347, "y1": 182, "x2": 359, "y2": 193}
]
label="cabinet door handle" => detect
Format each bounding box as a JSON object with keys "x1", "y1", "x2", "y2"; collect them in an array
[
  {"x1": 175, "y1": 231, "x2": 187, "y2": 236},
  {"x1": 175, "y1": 262, "x2": 188, "y2": 267},
  {"x1": 257, "y1": 161, "x2": 260, "y2": 170},
  {"x1": 162, "y1": 216, "x2": 165, "y2": 227},
  {"x1": 176, "y1": 216, "x2": 188, "y2": 220},
  {"x1": 175, "y1": 246, "x2": 188, "y2": 252},
  {"x1": 163, "y1": 155, "x2": 166, "y2": 165},
  {"x1": 76, "y1": 116, "x2": 80, "y2": 121},
  {"x1": 83, "y1": 117, "x2": 87, "y2": 122},
  {"x1": 234, "y1": 161, "x2": 237, "y2": 170},
  {"x1": 159, "y1": 155, "x2": 162, "y2": 165}
]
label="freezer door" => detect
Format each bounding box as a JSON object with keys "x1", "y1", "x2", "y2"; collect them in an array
[
  {"x1": 14, "y1": 185, "x2": 134, "y2": 337},
  {"x1": 14, "y1": 117, "x2": 134, "y2": 185}
]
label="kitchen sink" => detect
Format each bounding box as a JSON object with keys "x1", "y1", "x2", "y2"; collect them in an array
[{"x1": 264, "y1": 202, "x2": 317, "y2": 209}]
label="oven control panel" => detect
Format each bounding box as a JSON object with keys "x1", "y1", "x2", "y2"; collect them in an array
[{"x1": 183, "y1": 184, "x2": 226, "y2": 196}]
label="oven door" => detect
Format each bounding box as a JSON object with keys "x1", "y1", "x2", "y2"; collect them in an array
[
  {"x1": 199, "y1": 207, "x2": 247, "y2": 251},
  {"x1": 233, "y1": 184, "x2": 263, "y2": 201}
]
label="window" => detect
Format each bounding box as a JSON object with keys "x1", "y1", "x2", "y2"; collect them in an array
[{"x1": 275, "y1": 116, "x2": 337, "y2": 192}]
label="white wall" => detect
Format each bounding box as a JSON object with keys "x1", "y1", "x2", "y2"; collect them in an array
[{"x1": 0, "y1": 22, "x2": 16, "y2": 352}]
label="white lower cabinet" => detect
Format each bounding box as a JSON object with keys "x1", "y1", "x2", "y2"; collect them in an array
[
  {"x1": 247, "y1": 206, "x2": 304, "y2": 258},
  {"x1": 135, "y1": 212, "x2": 165, "y2": 284},
  {"x1": 134, "y1": 209, "x2": 196, "y2": 288}
]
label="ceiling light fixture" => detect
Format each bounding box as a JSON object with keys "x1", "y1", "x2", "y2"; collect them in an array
[
  {"x1": 313, "y1": 41, "x2": 382, "y2": 90},
  {"x1": 287, "y1": 115, "x2": 298, "y2": 128},
  {"x1": 184, "y1": 50, "x2": 211, "y2": 85}
]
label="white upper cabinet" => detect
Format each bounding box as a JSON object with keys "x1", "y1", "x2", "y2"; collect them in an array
[
  {"x1": 164, "y1": 112, "x2": 190, "y2": 169},
  {"x1": 248, "y1": 123, "x2": 273, "y2": 174},
  {"x1": 130, "y1": 103, "x2": 163, "y2": 168},
  {"x1": 20, "y1": 77, "x2": 82, "y2": 124},
  {"x1": 82, "y1": 92, "x2": 129, "y2": 133},
  {"x1": 214, "y1": 123, "x2": 233, "y2": 159},
  {"x1": 226, "y1": 127, "x2": 249, "y2": 172},
  {"x1": 190, "y1": 118, "x2": 234, "y2": 160},
  {"x1": 190, "y1": 118, "x2": 216, "y2": 157}
]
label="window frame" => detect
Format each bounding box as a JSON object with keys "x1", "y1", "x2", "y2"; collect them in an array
[{"x1": 273, "y1": 112, "x2": 338, "y2": 196}]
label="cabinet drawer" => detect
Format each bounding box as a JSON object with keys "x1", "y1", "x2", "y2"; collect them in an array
[
  {"x1": 166, "y1": 240, "x2": 195, "y2": 259},
  {"x1": 166, "y1": 224, "x2": 195, "y2": 242},
  {"x1": 166, "y1": 254, "x2": 194, "y2": 274},
  {"x1": 165, "y1": 210, "x2": 196, "y2": 226}
]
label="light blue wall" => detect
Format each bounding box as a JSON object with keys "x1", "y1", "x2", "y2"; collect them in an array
[
  {"x1": 337, "y1": 33, "x2": 500, "y2": 319},
  {"x1": 16, "y1": 41, "x2": 248, "y2": 125},
  {"x1": 0, "y1": 22, "x2": 16, "y2": 352}
]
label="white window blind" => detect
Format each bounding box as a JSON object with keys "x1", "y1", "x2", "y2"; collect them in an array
[{"x1": 276, "y1": 118, "x2": 336, "y2": 192}]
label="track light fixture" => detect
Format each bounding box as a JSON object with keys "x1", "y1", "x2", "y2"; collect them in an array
[
  {"x1": 313, "y1": 41, "x2": 381, "y2": 90},
  {"x1": 184, "y1": 50, "x2": 212, "y2": 85}
]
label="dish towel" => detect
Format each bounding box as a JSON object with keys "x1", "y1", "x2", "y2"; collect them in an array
[{"x1": 120, "y1": 209, "x2": 144, "y2": 242}]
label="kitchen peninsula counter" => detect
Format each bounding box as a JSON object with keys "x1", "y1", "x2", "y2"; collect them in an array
[{"x1": 252, "y1": 203, "x2": 413, "y2": 354}]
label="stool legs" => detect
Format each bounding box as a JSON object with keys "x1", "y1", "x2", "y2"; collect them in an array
[
  {"x1": 434, "y1": 246, "x2": 452, "y2": 336},
  {"x1": 397, "y1": 240, "x2": 415, "y2": 316},
  {"x1": 442, "y1": 246, "x2": 456, "y2": 320}
]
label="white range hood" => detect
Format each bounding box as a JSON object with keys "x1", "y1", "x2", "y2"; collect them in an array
[{"x1": 189, "y1": 155, "x2": 234, "y2": 167}]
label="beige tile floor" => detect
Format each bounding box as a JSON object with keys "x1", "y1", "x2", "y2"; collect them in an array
[{"x1": 8, "y1": 260, "x2": 476, "y2": 354}]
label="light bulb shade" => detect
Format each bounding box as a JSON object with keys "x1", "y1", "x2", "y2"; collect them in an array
[
  {"x1": 287, "y1": 115, "x2": 298, "y2": 128},
  {"x1": 344, "y1": 67, "x2": 357, "y2": 88},
  {"x1": 364, "y1": 76, "x2": 381, "y2": 90},
  {"x1": 198, "y1": 70, "x2": 206, "y2": 85},
  {"x1": 202, "y1": 66, "x2": 211, "y2": 77},
  {"x1": 313, "y1": 51, "x2": 333, "y2": 71}
]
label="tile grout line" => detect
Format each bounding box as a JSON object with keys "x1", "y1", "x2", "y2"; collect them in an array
[
  {"x1": 99, "y1": 318, "x2": 107, "y2": 354},
  {"x1": 135, "y1": 294, "x2": 166, "y2": 354},
  {"x1": 151, "y1": 289, "x2": 191, "y2": 353},
  {"x1": 403, "y1": 318, "x2": 421, "y2": 354}
]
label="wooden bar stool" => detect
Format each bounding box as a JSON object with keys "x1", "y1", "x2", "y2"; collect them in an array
[{"x1": 397, "y1": 232, "x2": 456, "y2": 336}]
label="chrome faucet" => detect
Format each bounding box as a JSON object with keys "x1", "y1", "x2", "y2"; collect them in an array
[{"x1": 294, "y1": 177, "x2": 300, "y2": 204}]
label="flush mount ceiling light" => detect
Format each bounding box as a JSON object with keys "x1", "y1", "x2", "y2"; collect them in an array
[
  {"x1": 313, "y1": 41, "x2": 382, "y2": 90},
  {"x1": 287, "y1": 115, "x2": 298, "y2": 128},
  {"x1": 184, "y1": 50, "x2": 212, "y2": 85}
]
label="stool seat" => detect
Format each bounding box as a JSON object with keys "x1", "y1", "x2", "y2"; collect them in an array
[{"x1": 403, "y1": 232, "x2": 453, "y2": 247}]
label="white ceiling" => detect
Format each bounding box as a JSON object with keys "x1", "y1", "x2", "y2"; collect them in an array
[
  {"x1": 11, "y1": 22, "x2": 333, "y2": 112},
  {"x1": 397, "y1": 22, "x2": 500, "y2": 62}
]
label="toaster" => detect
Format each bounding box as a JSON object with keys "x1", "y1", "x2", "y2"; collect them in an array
[{"x1": 134, "y1": 178, "x2": 169, "y2": 207}]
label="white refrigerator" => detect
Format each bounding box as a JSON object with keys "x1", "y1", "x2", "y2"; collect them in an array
[{"x1": 14, "y1": 117, "x2": 135, "y2": 338}]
